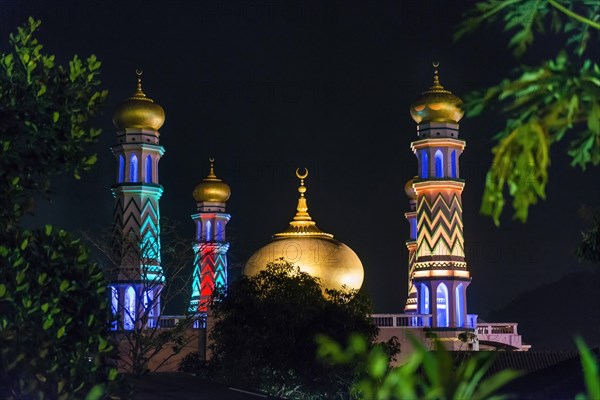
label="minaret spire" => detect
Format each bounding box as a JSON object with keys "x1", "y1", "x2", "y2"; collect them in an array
[
  {"x1": 190, "y1": 158, "x2": 231, "y2": 313},
  {"x1": 109, "y1": 70, "x2": 166, "y2": 330},
  {"x1": 407, "y1": 65, "x2": 470, "y2": 328}
]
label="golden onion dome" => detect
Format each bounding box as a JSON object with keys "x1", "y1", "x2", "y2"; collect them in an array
[
  {"x1": 410, "y1": 63, "x2": 464, "y2": 124},
  {"x1": 193, "y1": 158, "x2": 231, "y2": 203},
  {"x1": 404, "y1": 176, "x2": 418, "y2": 200},
  {"x1": 244, "y1": 168, "x2": 364, "y2": 292},
  {"x1": 113, "y1": 70, "x2": 165, "y2": 131}
]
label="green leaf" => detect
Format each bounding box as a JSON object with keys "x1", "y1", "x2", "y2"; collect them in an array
[
  {"x1": 0, "y1": 284, "x2": 6, "y2": 298},
  {"x1": 45, "y1": 224, "x2": 53, "y2": 236},
  {"x1": 84, "y1": 384, "x2": 105, "y2": 400},
  {"x1": 43, "y1": 316, "x2": 53, "y2": 330},
  {"x1": 59, "y1": 280, "x2": 70, "y2": 292},
  {"x1": 57, "y1": 325, "x2": 66, "y2": 338},
  {"x1": 20, "y1": 238, "x2": 29, "y2": 250},
  {"x1": 575, "y1": 336, "x2": 600, "y2": 400},
  {"x1": 53, "y1": 111, "x2": 60, "y2": 123}
]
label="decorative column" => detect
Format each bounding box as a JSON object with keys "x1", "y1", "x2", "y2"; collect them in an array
[
  {"x1": 408, "y1": 64, "x2": 471, "y2": 328},
  {"x1": 108, "y1": 70, "x2": 166, "y2": 330},
  {"x1": 190, "y1": 159, "x2": 231, "y2": 313}
]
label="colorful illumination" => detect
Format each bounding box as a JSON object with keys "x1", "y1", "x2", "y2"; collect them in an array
[
  {"x1": 145, "y1": 155, "x2": 152, "y2": 183},
  {"x1": 189, "y1": 160, "x2": 231, "y2": 313},
  {"x1": 124, "y1": 286, "x2": 135, "y2": 330},
  {"x1": 406, "y1": 67, "x2": 471, "y2": 328},
  {"x1": 130, "y1": 154, "x2": 138, "y2": 182},
  {"x1": 118, "y1": 155, "x2": 125, "y2": 183}
]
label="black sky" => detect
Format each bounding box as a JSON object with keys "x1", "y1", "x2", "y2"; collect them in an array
[{"x1": 2, "y1": 1, "x2": 599, "y2": 334}]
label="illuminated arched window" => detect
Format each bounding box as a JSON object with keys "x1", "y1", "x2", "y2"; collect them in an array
[
  {"x1": 124, "y1": 286, "x2": 136, "y2": 331},
  {"x1": 456, "y1": 283, "x2": 464, "y2": 327},
  {"x1": 196, "y1": 221, "x2": 202, "y2": 241},
  {"x1": 205, "y1": 220, "x2": 212, "y2": 241},
  {"x1": 420, "y1": 284, "x2": 430, "y2": 315},
  {"x1": 436, "y1": 283, "x2": 449, "y2": 327},
  {"x1": 410, "y1": 218, "x2": 417, "y2": 240},
  {"x1": 216, "y1": 221, "x2": 223, "y2": 241},
  {"x1": 110, "y1": 286, "x2": 118, "y2": 331},
  {"x1": 118, "y1": 155, "x2": 125, "y2": 183},
  {"x1": 130, "y1": 154, "x2": 138, "y2": 182},
  {"x1": 451, "y1": 150, "x2": 457, "y2": 178},
  {"x1": 145, "y1": 155, "x2": 152, "y2": 183},
  {"x1": 421, "y1": 150, "x2": 428, "y2": 178},
  {"x1": 435, "y1": 150, "x2": 443, "y2": 178}
]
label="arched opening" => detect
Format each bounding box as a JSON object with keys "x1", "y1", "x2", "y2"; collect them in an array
[
  {"x1": 410, "y1": 218, "x2": 417, "y2": 240},
  {"x1": 216, "y1": 221, "x2": 223, "y2": 241},
  {"x1": 145, "y1": 155, "x2": 152, "y2": 183},
  {"x1": 196, "y1": 220, "x2": 202, "y2": 241},
  {"x1": 205, "y1": 220, "x2": 212, "y2": 241},
  {"x1": 451, "y1": 150, "x2": 457, "y2": 178},
  {"x1": 110, "y1": 286, "x2": 118, "y2": 331},
  {"x1": 130, "y1": 154, "x2": 138, "y2": 182},
  {"x1": 435, "y1": 150, "x2": 443, "y2": 178},
  {"x1": 124, "y1": 286, "x2": 136, "y2": 331},
  {"x1": 421, "y1": 150, "x2": 429, "y2": 178},
  {"x1": 436, "y1": 283, "x2": 449, "y2": 327},
  {"x1": 144, "y1": 289, "x2": 155, "y2": 327},
  {"x1": 118, "y1": 155, "x2": 125, "y2": 183},
  {"x1": 456, "y1": 283, "x2": 464, "y2": 327},
  {"x1": 420, "y1": 284, "x2": 430, "y2": 315}
]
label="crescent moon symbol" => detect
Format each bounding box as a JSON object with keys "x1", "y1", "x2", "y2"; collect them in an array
[
  {"x1": 209, "y1": 157, "x2": 215, "y2": 163},
  {"x1": 296, "y1": 168, "x2": 308, "y2": 179},
  {"x1": 136, "y1": 69, "x2": 143, "y2": 76},
  {"x1": 432, "y1": 61, "x2": 440, "y2": 68}
]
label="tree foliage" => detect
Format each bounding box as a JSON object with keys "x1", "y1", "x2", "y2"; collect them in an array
[
  {"x1": 317, "y1": 333, "x2": 520, "y2": 400},
  {"x1": 209, "y1": 259, "x2": 378, "y2": 398},
  {"x1": 0, "y1": 18, "x2": 114, "y2": 398},
  {"x1": 455, "y1": 0, "x2": 600, "y2": 225},
  {"x1": 0, "y1": 227, "x2": 118, "y2": 399},
  {"x1": 0, "y1": 17, "x2": 107, "y2": 229}
]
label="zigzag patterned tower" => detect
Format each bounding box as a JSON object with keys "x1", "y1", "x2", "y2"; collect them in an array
[
  {"x1": 407, "y1": 64, "x2": 471, "y2": 328},
  {"x1": 190, "y1": 159, "x2": 231, "y2": 313},
  {"x1": 108, "y1": 71, "x2": 166, "y2": 330}
]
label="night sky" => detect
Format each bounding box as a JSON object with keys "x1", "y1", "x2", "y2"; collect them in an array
[{"x1": 2, "y1": 1, "x2": 599, "y2": 346}]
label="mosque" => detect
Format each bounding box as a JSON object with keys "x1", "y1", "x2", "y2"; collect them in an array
[{"x1": 106, "y1": 66, "x2": 529, "y2": 369}]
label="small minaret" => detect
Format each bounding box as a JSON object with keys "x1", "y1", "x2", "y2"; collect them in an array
[
  {"x1": 408, "y1": 63, "x2": 471, "y2": 328},
  {"x1": 403, "y1": 176, "x2": 418, "y2": 313},
  {"x1": 108, "y1": 70, "x2": 166, "y2": 330},
  {"x1": 190, "y1": 159, "x2": 231, "y2": 313}
]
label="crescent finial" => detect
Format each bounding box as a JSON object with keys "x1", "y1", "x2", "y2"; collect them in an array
[
  {"x1": 296, "y1": 168, "x2": 308, "y2": 180},
  {"x1": 432, "y1": 61, "x2": 439, "y2": 68},
  {"x1": 136, "y1": 69, "x2": 143, "y2": 76},
  {"x1": 209, "y1": 157, "x2": 215, "y2": 163}
]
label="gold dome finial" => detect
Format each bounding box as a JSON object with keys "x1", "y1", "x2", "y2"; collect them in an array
[
  {"x1": 208, "y1": 157, "x2": 217, "y2": 179},
  {"x1": 135, "y1": 69, "x2": 146, "y2": 97},
  {"x1": 273, "y1": 168, "x2": 333, "y2": 238},
  {"x1": 192, "y1": 158, "x2": 231, "y2": 203}
]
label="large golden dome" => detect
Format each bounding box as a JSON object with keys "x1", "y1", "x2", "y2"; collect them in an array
[
  {"x1": 193, "y1": 158, "x2": 231, "y2": 203},
  {"x1": 410, "y1": 64, "x2": 463, "y2": 124},
  {"x1": 244, "y1": 169, "x2": 364, "y2": 292},
  {"x1": 113, "y1": 70, "x2": 165, "y2": 131}
]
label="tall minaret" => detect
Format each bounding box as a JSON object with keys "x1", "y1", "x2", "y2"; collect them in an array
[
  {"x1": 403, "y1": 176, "x2": 418, "y2": 313},
  {"x1": 189, "y1": 159, "x2": 231, "y2": 313},
  {"x1": 407, "y1": 63, "x2": 471, "y2": 328},
  {"x1": 108, "y1": 70, "x2": 166, "y2": 330}
]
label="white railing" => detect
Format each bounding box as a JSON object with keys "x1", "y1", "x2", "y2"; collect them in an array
[
  {"x1": 371, "y1": 314, "x2": 432, "y2": 328},
  {"x1": 371, "y1": 313, "x2": 479, "y2": 329},
  {"x1": 146, "y1": 315, "x2": 205, "y2": 329},
  {"x1": 476, "y1": 322, "x2": 518, "y2": 335}
]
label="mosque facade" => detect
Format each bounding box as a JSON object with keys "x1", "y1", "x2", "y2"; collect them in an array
[{"x1": 107, "y1": 67, "x2": 528, "y2": 367}]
